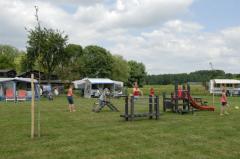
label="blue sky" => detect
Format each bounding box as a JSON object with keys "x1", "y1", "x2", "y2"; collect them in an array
[
  {"x1": 0, "y1": 0, "x2": 240, "y2": 74},
  {"x1": 188, "y1": 0, "x2": 240, "y2": 31}
]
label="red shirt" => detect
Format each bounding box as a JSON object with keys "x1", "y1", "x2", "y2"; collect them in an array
[
  {"x1": 150, "y1": 88, "x2": 154, "y2": 96},
  {"x1": 220, "y1": 92, "x2": 227, "y2": 103},
  {"x1": 178, "y1": 88, "x2": 182, "y2": 98},
  {"x1": 133, "y1": 87, "x2": 140, "y2": 96}
]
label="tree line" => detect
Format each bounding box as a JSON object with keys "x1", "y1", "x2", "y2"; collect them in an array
[
  {"x1": 1, "y1": 43, "x2": 240, "y2": 87},
  {"x1": 146, "y1": 70, "x2": 240, "y2": 85},
  {"x1": 0, "y1": 41, "x2": 147, "y2": 87}
]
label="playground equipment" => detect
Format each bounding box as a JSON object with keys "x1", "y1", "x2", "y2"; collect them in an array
[
  {"x1": 120, "y1": 95, "x2": 160, "y2": 121},
  {"x1": 92, "y1": 100, "x2": 119, "y2": 112},
  {"x1": 92, "y1": 88, "x2": 119, "y2": 112},
  {"x1": 92, "y1": 95, "x2": 119, "y2": 112},
  {"x1": 163, "y1": 82, "x2": 215, "y2": 114}
]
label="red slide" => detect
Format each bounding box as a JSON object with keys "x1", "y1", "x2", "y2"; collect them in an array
[{"x1": 189, "y1": 95, "x2": 215, "y2": 111}]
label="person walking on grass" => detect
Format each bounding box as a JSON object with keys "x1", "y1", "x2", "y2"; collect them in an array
[
  {"x1": 67, "y1": 84, "x2": 76, "y2": 112},
  {"x1": 220, "y1": 89, "x2": 229, "y2": 116}
]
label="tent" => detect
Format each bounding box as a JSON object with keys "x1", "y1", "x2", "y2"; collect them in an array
[
  {"x1": 73, "y1": 78, "x2": 124, "y2": 98},
  {"x1": 0, "y1": 77, "x2": 40, "y2": 101}
]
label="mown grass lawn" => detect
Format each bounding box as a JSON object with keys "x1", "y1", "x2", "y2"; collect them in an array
[{"x1": 0, "y1": 95, "x2": 240, "y2": 159}]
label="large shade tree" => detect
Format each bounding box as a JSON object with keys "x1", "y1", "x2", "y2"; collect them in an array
[
  {"x1": 0, "y1": 44, "x2": 19, "y2": 69},
  {"x1": 82, "y1": 45, "x2": 113, "y2": 78},
  {"x1": 56, "y1": 44, "x2": 83, "y2": 80},
  {"x1": 127, "y1": 60, "x2": 147, "y2": 87},
  {"x1": 25, "y1": 6, "x2": 68, "y2": 82},
  {"x1": 26, "y1": 27, "x2": 68, "y2": 81},
  {"x1": 111, "y1": 55, "x2": 129, "y2": 82}
]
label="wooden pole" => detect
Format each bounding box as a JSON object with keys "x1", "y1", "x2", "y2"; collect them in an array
[
  {"x1": 37, "y1": 90, "x2": 40, "y2": 137},
  {"x1": 156, "y1": 96, "x2": 160, "y2": 120},
  {"x1": 125, "y1": 96, "x2": 128, "y2": 121},
  {"x1": 212, "y1": 80, "x2": 215, "y2": 106},
  {"x1": 212, "y1": 92, "x2": 214, "y2": 106},
  {"x1": 31, "y1": 74, "x2": 35, "y2": 139},
  {"x1": 38, "y1": 71, "x2": 41, "y2": 137},
  {"x1": 149, "y1": 95, "x2": 153, "y2": 119},
  {"x1": 130, "y1": 96, "x2": 134, "y2": 121}
]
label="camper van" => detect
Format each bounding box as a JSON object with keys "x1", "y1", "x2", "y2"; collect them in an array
[{"x1": 209, "y1": 79, "x2": 240, "y2": 95}]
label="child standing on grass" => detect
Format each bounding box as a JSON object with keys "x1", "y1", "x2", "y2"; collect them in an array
[
  {"x1": 133, "y1": 82, "x2": 142, "y2": 100},
  {"x1": 150, "y1": 87, "x2": 155, "y2": 96},
  {"x1": 220, "y1": 89, "x2": 229, "y2": 116},
  {"x1": 67, "y1": 84, "x2": 76, "y2": 112},
  {"x1": 99, "y1": 88, "x2": 107, "y2": 108}
]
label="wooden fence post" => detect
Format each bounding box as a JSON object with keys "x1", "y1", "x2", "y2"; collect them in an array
[{"x1": 31, "y1": 74, "x2": 35, "y2": 139}]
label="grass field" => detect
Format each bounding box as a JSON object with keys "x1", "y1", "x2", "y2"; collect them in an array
[{"x1": 0, "y1": 93, "x2": 240, "y2": 159}]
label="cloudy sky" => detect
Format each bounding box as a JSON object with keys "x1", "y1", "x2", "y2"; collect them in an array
[{"x1": 0, "y1": 0, "x2": 240, "y2": 74}]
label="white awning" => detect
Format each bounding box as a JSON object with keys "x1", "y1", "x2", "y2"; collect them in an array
[
  {"x1": 113, "y1": 80, "x2": 124, "y2": 86},
  {"x1": 87, "y1": 78, "x2": 114, "y2": 84},
  {"x1": 0, "y1": 77, "x2": 38, "y2": 83},
  {"x1": 72, "y1": 78, "x2": 124, "y2": 87}
]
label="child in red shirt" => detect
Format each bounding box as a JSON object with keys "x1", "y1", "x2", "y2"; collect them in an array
[{"x1": 220, "y1": 89, "x2": 229, "y2": 116}]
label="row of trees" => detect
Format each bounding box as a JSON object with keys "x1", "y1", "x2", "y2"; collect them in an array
[
  {"x1": 146, "y1": 70, "x2": 240, "y2": 85},
  {"x1": 1, "y1": 42, "x2": 240, "y2": 87},
  {"x1": 0, "y1": 42, "x2": 147, "y2": 87}
]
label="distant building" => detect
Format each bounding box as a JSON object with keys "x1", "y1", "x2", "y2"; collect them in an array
[
  {"x1": 209, "y1": 79, "x2": 240, "y2": 95},
  {"x1": 0, "y1": 69, "x2": 16, "y2": 78}
]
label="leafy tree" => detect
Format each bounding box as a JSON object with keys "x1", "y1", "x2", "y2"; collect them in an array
[
  {"x1": 14, "y1": 51, "x2": 26, "y2": 73},
  {"x1": 56, "y1": 44, "x2": 83, "y2": 80},
  {"x1": 19, "y1": 53, "x2": 33, "y2": 72},
  {"x1": 127, "y1": 60, "x2": 147, "y2": 87},
  {"x1": 0, "y1": 44, "x2": 19, "y2": 69},
  {"x1": 25, "y1": 6, "x2": 68, "y2": 82},
  {"x1": 26, "y1": 27, "x2": 68, "y2": 81},
  {"x1": 0, "y1": 55, "x2": 15, "y2": 69},
  {"x1": 235, "y1": 74, "x2": 240, "y2": 80},
  {"x1": 111, "y1": 55, "x2": 129, "y2": 82},
  {"x1": 82, "y1": 45, "x2": 113, "y2": 78},
  {"x1": 65, "y1": 44, "x2": 83, "y2": 62}
]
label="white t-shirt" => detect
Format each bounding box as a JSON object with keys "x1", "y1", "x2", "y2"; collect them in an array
[
  {"x1": 99, "y1": 91, "x2": 106, "y2": 101},
  {"x1": 54, "y1": 89, "x2": 59, "y2": 96}
]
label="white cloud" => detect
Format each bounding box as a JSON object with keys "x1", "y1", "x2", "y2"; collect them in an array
[
  {"x1": 24, "y1": 0, "x2": 104, "y2": 6},
  {"x1": 109, "y1": 21, "x2": 240, "y2": 74},
  {"x1": 108, "y1": 0, "x2": 193, "y2": 28},
  {"x1": 0, "y1": 0, "x2": 240, "y2": 74}
]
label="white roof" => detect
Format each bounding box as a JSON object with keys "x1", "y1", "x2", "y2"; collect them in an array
[
  {"x1": 73, "y1": 78, "x2": 123, "y2": 85},
  {"x1": 85, "y1": 78, "x2": 114, "y2": 84},
  {"x1": 112, "y1": 80, "x2": 124, "y2": 86},
  {"x1": 213, "y1": 79, "x2": 240, "y2": 84},
  {"x1": 72, "y1": 79, "x2": 85, "y2": 85},
  {"x1": 0, "y1": 77, "x2": 38, "y2": 83}
]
